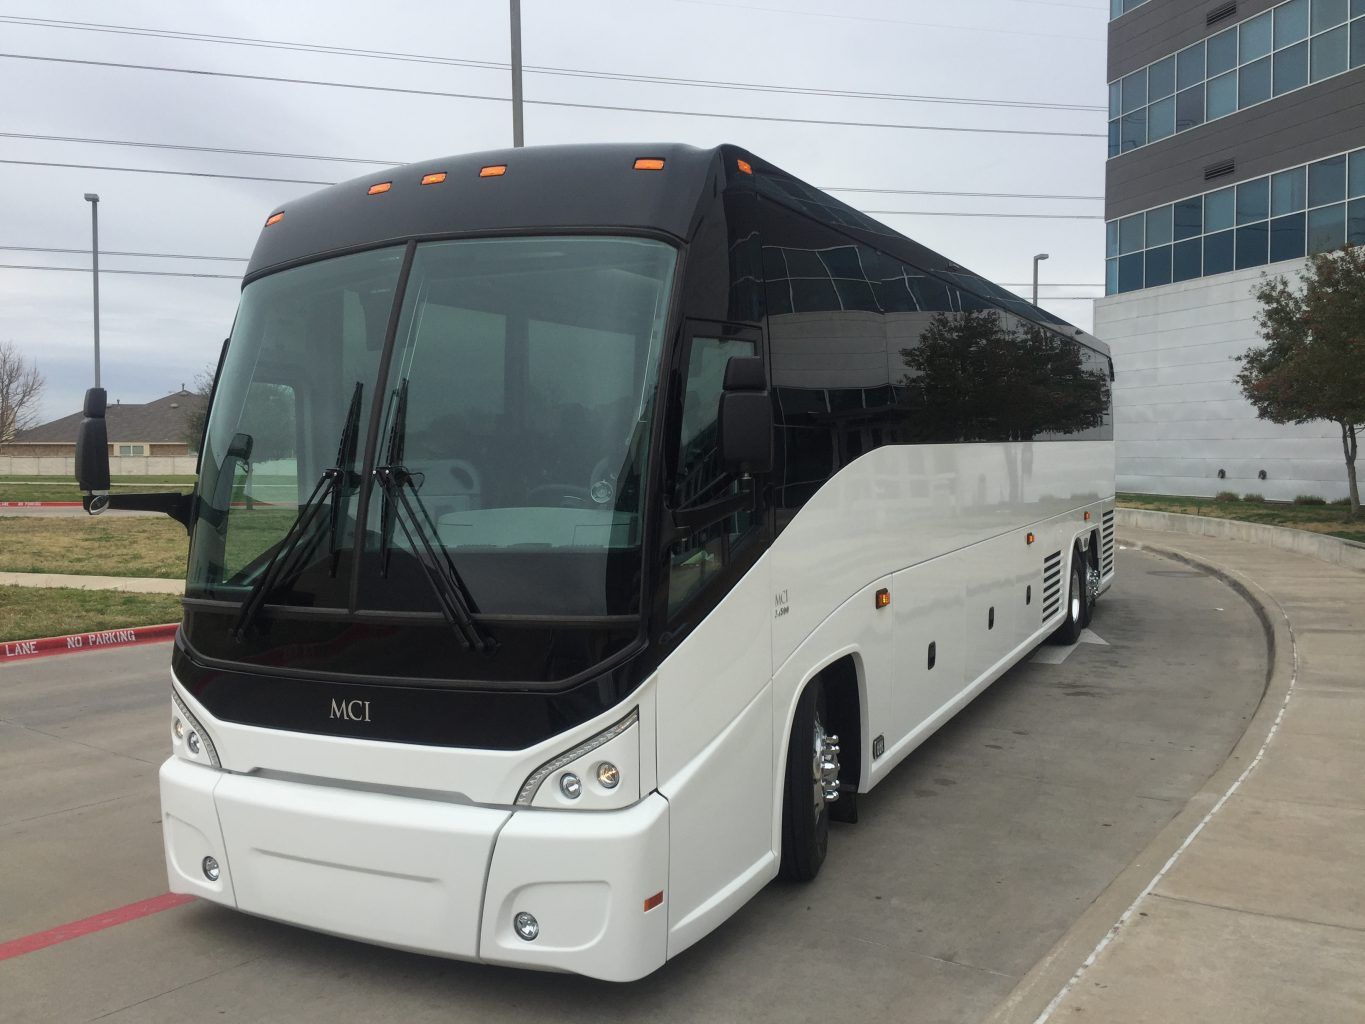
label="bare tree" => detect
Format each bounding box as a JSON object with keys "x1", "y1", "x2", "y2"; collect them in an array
[{"x1": 0, "y1": 341, "x2": 45, "y2": 444}]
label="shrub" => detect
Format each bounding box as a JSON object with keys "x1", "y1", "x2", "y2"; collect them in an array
[
  {"x1": 1242, "y1": 493, "x2": 1264, "y2": 503},
  {"x1": 1293, "y1": 494, "x2": 1326, "y2": 505},
  {"x1": 1215, "y1": 491, "x2": 1240, "y2": 502},
  {"x1": 1331, "y1": 496, "x2": 1352, "y2": 506}
]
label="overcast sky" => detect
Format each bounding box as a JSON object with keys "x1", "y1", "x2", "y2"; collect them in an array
[{"x1": 0, "y1": 0, "x2": 1108, "y2": 423}]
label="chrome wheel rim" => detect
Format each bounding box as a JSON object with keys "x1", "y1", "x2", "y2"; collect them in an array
[{"x1": 812, "y1": 714, "x2": 841, "y2": 820}]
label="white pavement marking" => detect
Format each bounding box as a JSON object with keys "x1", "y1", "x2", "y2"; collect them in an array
[
  {"x1": 1030, "y1": 645, "x2": 1073, "y2": 665},
  {"x1": 1031, "y1": 567, "x2": 1300, "y2": 1024},
  {"x1": 1031, "y1": 628, "x2": 1107, "y2": 665}
]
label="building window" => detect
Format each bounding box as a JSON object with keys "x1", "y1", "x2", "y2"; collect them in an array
[
  {"x1": 116, "y1": 444, "x2": 146, "y2": 457},
  {"x1": 1108, "y1": 0, "x2": 1365, "y2": 158},
  {"x1": 1110, "y1": 0, "x2": 1153, "y2": 19},
  {"x1": 1105, "y1": 143, "x2": 1365, "y2": 294}
]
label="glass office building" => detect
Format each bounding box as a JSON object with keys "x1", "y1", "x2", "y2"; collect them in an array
[{"x1": 1099, "y1": 0, "x2": 1365, "y2": 500}]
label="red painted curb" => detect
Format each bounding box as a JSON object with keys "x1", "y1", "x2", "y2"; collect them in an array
[
  {"x1": 1, "y1": 622, "x2": 179, "y2": 663},
  {"x1": 0, "y1": 501, "x2": 83, "y2": 508},
  {"x1": 0, "y1": 892, "x2": 195, "y2": 961}
]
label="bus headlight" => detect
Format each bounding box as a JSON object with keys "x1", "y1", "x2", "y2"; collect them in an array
[
  {"x1": 172, "y1": 690, "x2": 221, "y2": 768},
  {"x1": 516, "y1": 708, "x2": 640, "y2": 808}
]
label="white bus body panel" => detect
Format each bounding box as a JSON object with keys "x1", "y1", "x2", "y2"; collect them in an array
[{"x1": 160, "y1": 436, "x2": 1113, "y2": 980}]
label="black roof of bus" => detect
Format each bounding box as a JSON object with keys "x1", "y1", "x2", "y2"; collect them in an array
[{"x1": 244, "y1": 142, "x2": 1105, "y2": 356}]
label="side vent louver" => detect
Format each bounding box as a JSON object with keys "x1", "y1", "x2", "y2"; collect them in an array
[
  {"x1": 1042, "y1": 550, "x2": 1063, "y2": 622},
  {"x1": 1204, "y1": 158, "x2": 1236, "y2": 181},
  {"x1": 1102, "y1": 510, "x2": 1116, "y2": 578},
  {"x1": 1207, "y1": 2, "x2": 1237, "y2": 26}
]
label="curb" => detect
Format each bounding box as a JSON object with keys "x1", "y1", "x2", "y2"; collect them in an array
[
  {"x1": 1, "y1": 623, "x2": 178, "y2": 663},
  {"x1": 1115, "y1": 507, "x2": 1365, "y2": 571},
  {"x1": 984, "y1": 534, "x2": 1294, "y2": 1024},
  {"x1": 0, "y1": 501, "x2": 83, "y2": 508}
]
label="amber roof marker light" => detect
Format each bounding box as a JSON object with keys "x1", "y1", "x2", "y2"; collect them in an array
[
  {"x1": 367, "y1": 182, "x2": 392, "y2": 195},
  {"x1": 479, "y1": 164, "x2": 507, "y2": 178},
  {"x1": 633, "y1": 158, "x2": 665, "y2": 171},
  {"x1": 264, "y1": 212, "x2": 284, "y2": 227},
  {"x1": 736, "y1": 159, "x2": 753, "y2": 175},
  {"x1": 421, "y1": 172, "x2": 447, "y2": 185}
]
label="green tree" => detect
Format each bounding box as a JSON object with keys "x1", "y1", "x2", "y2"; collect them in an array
[
  {"x1": 183, "y1": 365, "x2": 214, "y2": 454},
  {"x1": 1236, "y1": 247, "x2": 1365, "y2": 518}
]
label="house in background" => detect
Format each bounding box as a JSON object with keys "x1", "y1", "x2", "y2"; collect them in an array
[{"x1": 0, "y1": 389, "x2": 206, "y2": 462}]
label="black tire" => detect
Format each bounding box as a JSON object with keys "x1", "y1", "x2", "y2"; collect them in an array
[
  {"x1": 1049, "y1": 550, "x2": 1087, "y2": 645},
  {"x1": 1081, "y1": 549, "x2": 1097, "y2": 628},
  {"x1": 779, "y1": 680, "x2": 831, "y2": 882}
]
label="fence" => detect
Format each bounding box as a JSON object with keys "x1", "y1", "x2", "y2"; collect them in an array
[{"x1": 0, "y1": 456, "x2": 199, "y2": 477}]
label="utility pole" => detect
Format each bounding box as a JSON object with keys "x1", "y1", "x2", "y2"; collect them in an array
[
  {"x1": 510, "y1": 0, "x2": 524, "y2": 147},
  {"x1": 1032, "y1": 252, "x2": 1049, "y2": 308},
  {"x1": 84, "y1": 193, "x2": 101, "y2": 387}
]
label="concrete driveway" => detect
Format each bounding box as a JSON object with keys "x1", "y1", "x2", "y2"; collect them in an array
[{"x1": 0, "y1": 546, "x2": 1267, "y2": 1023}]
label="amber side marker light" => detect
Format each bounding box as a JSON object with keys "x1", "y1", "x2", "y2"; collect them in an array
[
  {"x1": 1026, "y1": 532, "x2": 1036, "y2": 545},
  {"x1": 1084, "y1": 510, "x2": 1092, "y2": 521},
  {"x1": 633, "y1": 158, "x2": 666, "y2": 171},
  {"x1": 421, "y1": 172, "x2": 447, "y2": 185},
  {"x1": 264, "y1": 212, "x2": 284, "y2": 227},
  {"x1": 367, "y1": 182, "x2": 392, "y2": 195},
  {"x1": 643, "y1": 891, "x2": 664, "y2": 913},
  {"x1": 479, "y1": 164, "x2": 507, "y2": 178},
  {"x1": 736, "y1": 159, "x2": 753, "y2": 175},
  {"x1": 875, "y1": 588, "x2": 891, "y2": 610}
]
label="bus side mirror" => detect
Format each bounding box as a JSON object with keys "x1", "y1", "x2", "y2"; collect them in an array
[
  {"x1": 75, "y1": 387, "x2": 111, "y2": 494},
  {"x1": 718, "y1": 356, "x2": 772, "y2": 475}
]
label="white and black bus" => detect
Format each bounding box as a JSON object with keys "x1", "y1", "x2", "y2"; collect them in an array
[{"x1": 77, "y1": 143, "x2": 1115, "y2": 982}]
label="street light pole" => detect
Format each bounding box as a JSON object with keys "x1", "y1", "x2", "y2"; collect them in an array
[
  {"x1": 84, "y1": 193, "x2": 101, "y2": 388},
  {"x1": 509, "y1": 0, "x2": 524, "y2": 147},
  {"x1": 1032, "y1": 252, "x2": 1050, "y2": 308}
]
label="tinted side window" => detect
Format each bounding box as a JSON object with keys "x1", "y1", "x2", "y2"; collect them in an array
[
  {"x1": 669, "y1": 336, "x2": 758, "y2": 615},
  {"x1": 760, "y1": 201, "x2": 888, "y2": 515},
  {"x1": 889, "y1": 283, "x2": 1113, "y2": 443}
]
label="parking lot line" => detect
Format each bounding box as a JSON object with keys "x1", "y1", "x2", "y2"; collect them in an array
[{"x1": 0, "y1": 892, "x2": 193, "y2": 962}]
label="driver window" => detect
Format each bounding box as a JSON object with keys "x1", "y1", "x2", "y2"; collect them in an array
[{"x1": 669, "y1": 336, "x2": 757, "y2": 614}]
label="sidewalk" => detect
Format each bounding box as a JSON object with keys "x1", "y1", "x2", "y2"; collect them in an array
[
  {"x1": 999, "y1": 525, "x2": 1365, "y2": 1023},
  {"x1": 0, "y1": 571, "x2": 184, "y2": 595}
]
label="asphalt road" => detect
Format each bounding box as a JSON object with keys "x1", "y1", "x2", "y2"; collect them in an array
[{"x1": 0, "y1": 546, "x2": 1267, "y2": 1024}]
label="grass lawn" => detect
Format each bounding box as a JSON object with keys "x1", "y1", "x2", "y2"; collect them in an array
[
  {"x1": 0, "y1": 475, "x2": 196, "y2": 503},
  {"x1": 1118, "y1": 492, "x2": 1365, "y2": 544},
  {"x1": 0, "y1": 585, "x2": 182, "y2": 642},
  {"x1": 0, "y1": 516, "x2": 190, "y2": 578}
]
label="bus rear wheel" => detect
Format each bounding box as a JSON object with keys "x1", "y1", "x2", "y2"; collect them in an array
[
  {"x1": 1049, "y1": 549, "x2": 1088, "y2": 645},
  {"x1": 779, "y1": 679, "x2": 836, "y2": 882}
]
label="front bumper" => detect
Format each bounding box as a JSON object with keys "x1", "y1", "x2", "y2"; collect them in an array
[{"x1": 160, "y1": 757, "x2": 670, "y2": 982}]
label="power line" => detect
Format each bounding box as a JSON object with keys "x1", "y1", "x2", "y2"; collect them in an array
[
  {"x1": 1, "y1": 245, "x2": 1106, "y2": 286},
  {"x1": 0, "y1": 262, "x2": 1100, "y2": 298},
  {"x1": 826, "y1": 185, "x2": 1102, "y2": 200},
  {"x1": 0, "y1": 244, "x2": 246, "y2": 262},
  {"x1": 0, "y1": 130, "x2": 396, "y2": 166},
  {"x1": 0, "y1": 156, "x2": 1106, "y2": 218},
  {"x1": 0, "y1": 262, "x2": 238, "y2": 280},
  {"x1": 0, "y1": 14, "x2": 1105, "y2": 112},
  {"x1": 0, "y1": 52, "x2": 1106, "y2": 140},
  {"x1": 667, "y1": 0, "x2": 1103, "y2": 42},
  {"x1": 867, "y1": 209, "x2": 1102, "y2": 220},
  {"x1": 1, "y1": 131, "x2": 1106, "y2": 202},
  {"x1": 0, "y1": 157, "x2": 331, "y2": 186}
]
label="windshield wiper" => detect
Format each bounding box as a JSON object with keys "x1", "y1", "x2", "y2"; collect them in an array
[
  {"x1": 375, "y1": 379, "x2": 494, "y2": 653},
  {"x1": 233, "y1": 382, "x2": 364, "y2": 641}
]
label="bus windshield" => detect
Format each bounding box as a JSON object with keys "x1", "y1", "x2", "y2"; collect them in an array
[{"x1": 188, "y1": 235, "x2": 679, "y2": 620}]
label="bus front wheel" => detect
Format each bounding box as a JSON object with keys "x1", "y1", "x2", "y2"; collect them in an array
[{"x1": 779, "y1": 679, "x2": 834, "y2": 882}]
